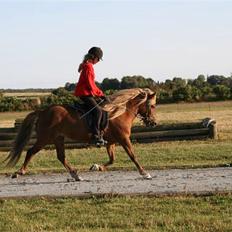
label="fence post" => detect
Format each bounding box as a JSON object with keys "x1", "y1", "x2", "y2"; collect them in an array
[
  {"x1": 209, "y1": 122, "x2": 217, "y2": 139},
  {"x1": 202, "y1": 118, "x2": 217, "y2": 139}
]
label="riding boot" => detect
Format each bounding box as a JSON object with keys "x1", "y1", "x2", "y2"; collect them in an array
[
  {"x1": 90, "y1": 134, "x2": 107, "y2": 147},
  {"x1": 98, "y1": 133, "x2": 108, "y2": 145}
]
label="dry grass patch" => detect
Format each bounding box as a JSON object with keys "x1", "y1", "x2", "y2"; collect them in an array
[
  {"x1": 157, "y1": 101, "x2": 232, "y2": 140},
  {"x1": 3, "y1": 92, "x2": 51, "y2": 97},
  {"x1": 0, "y1": 111, "x2": 30, "y2": 127}
]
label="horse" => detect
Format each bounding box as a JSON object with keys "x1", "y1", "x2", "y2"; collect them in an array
[{"x1": 5, "y1": 88, "x2": 157, "y2": 180}]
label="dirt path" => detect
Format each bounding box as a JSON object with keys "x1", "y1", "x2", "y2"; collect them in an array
[{"x1": 0, "y1": 167, "x2": 232, "y2": 199}]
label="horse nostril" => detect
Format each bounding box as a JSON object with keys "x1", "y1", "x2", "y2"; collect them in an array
[{"x1": 152, "y1": 122, "x2": 157, "y2": 127}]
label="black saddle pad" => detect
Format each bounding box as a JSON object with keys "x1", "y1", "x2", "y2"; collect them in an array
[{"x1": 72, "y1": 102, "x2": 109, "y2": 132}]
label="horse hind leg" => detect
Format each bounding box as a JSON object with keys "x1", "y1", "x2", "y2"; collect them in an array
[
  {"x1": 90, "y1": 143, "x2": 116, "y2": 171},
  {"x1": 54, "y1": 136, "x2": 82, "y2": 181},
  {"x1": 12, "y1": 141, "x2": 44, "y2": 178}
]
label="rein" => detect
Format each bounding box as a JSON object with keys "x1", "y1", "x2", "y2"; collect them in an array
[{"x1": 79, "y1": 99, "x2": 105, "y2": 119}]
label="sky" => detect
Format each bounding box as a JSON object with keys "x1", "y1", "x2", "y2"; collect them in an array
[{"x1": 0, "y1": 0, "x2": 232, "y2": 89}]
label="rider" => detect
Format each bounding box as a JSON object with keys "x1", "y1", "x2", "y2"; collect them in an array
[{"x1": 74, "y1": 47, "x2": 107, "y2": 146}]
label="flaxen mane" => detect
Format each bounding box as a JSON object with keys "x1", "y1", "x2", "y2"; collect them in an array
[{"x1": 103, "y1": 88, "x2": 155, "y2": 119}]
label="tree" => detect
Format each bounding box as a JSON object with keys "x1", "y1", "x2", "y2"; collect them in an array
[
  {"x1": 52, "y1": 87, "x2": 70, "y2": 96},
  {"x1": 173, "y1": 85, "x2": 192, "y2": 102},
  {"x1": 207, "y1": 75, "x2": 226, "y2": 86},
  {"x1": 101, "y1": 78, "x2": 120, "y2": 90},
  {"x1": 146, "y1": 78, "x2": 156, "y2": 89},
  {"x1": 172, "y1": 77, "x2": 187, "y2": 89},
  {"x1": 157, "y1": 89, "x2": 173, "y2": 103},
  {"x1": 121, "y1": 75, "x2": 155, "y2": 89},
  {"x1": 213, "y1": 85, "x2": 231, "y2": 100},
  {"x1": 121, "y1": 76, "x2": 139, "y2": 89},
  {"x1": 192, "y1": 75, "x2": 206, "y2": 88},
  {"x1": 64, "y1": 82, "x2": 76, "y2": 91},
  {"x1": 201, "y1": 86, "x2": 215, "y2": 100}
]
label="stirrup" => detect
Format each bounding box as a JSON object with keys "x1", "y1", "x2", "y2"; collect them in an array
[
  {"x1": 90, "y1": 135, "x2": 107, "y2": 147},
  {"x1": 95, "y1": 138, "x2": 108, "y2": 147}
]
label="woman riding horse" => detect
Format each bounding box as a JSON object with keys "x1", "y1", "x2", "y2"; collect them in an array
[
  {"x1": 5, "y1": 87, "x2": 157, "y2": 181},
  {"x1": 75, "y1": 47, "x2": 107, "y2": 146}
]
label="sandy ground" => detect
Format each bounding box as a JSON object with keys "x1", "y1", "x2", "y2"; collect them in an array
[{"x1": 0, "y1": 167, "x2": 232, "y2": 199}]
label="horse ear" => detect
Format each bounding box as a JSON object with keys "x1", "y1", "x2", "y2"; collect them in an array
[
  {"x1": 130, "y1": 92, "x2": 146, "y2": 105},
  {"x1": 138, "y1": 92, "x2": 147, "y2": 99},
  {"x1": 148, "y1": 93, "x2": 156, "y2": 99},
  {"x1": 148, "y1": 93, "x2": 156, "y2": 105}
]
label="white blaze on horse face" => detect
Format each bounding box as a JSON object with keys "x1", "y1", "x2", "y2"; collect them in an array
[
  {"x1": 150, "y1": 94, "x2": 156, "y2": 106},
  {"x1": 148, "y1": 95, "x2": 157, "y2": 125},
  {"x1": 148, "y1": 94, "x2": 157, "y2": 114}
]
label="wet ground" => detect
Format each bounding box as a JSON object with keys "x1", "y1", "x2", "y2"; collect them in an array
[{"x1": 0, "y1": 167, "x2": 232, "y2": 199}]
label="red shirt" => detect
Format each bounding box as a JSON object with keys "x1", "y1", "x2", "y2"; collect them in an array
[{"x1": 74, "y1": 62, "x2": 104, "y2": 97}]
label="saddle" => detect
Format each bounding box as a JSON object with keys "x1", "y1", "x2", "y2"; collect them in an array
[{"x1": 72, "y1": 101, "x2": 109, "y2": 133}]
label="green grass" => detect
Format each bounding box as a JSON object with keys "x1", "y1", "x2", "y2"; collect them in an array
[
  {"x1": 0, "y1": 195, "x2": 231, "y2": 232},
  {"x1": 0, "y1": 101, "x2": 232, "y2": 231},
  {"x1": 0, "y1": 101, "x2": 231, "y2": 174},
  {"x1": 0, "y1": 140, "x2": 231, "y2": 175}
]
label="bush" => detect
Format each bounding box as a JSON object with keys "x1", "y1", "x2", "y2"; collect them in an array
[
  {"x1": 0, "y1": 91, "x2": 78, "y2": 112},
  {"x1": 157, "y1": 89, "x2": 173, "y2": 104},
  {"x1": 213, "y1": 85, "x2": 231, "y2": 100},
  {"x1": 0, "y1": 97, "x2": 22, "y2": 112},
  {"x1": 40, "y1": 93, "x2": 78, "y2": 109}
]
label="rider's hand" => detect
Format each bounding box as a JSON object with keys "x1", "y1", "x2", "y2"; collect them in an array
[{"x1": 101, "y1": 95, "x2": 110, "y2": 103}]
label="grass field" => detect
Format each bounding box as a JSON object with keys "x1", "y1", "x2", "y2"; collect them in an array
[
  {"x1": 0, "y1": 195, "x2": 231, "y2": 232},
  {"x1": 0, "y1": 101, "x2": 231, "y2": 232},
  {"x1": 3, "y1": 92, "x2": 51, "y2": 98},
  {"x1": 0, "y1": 111, "x2": 31, "y2": 128},
  {"x1": 0, "y1": 100, "x2": 232, "y2": 174},
  {"x1": 0, "y1": 140, "x2": 232, "y2": 175}
]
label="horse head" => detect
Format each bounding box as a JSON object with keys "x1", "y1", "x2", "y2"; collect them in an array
[{"x1": 137, "y1": 90, "x2": 157, "y2": 127}]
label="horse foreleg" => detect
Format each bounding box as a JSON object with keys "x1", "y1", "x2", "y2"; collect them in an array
[
  {"x1": 120, "y1": 137, "x2": 152, "y2": 179},
  {"x1": 12, "y1": 142, "x2": 43, "y2": 178},
  {"x1": 54, "y1": 136, "x2": 82, "y2": 181}
]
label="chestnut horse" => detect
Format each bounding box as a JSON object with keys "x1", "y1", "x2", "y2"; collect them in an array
[{"x1": 5, "y1": 88, "x2": 157, "y2": 180}]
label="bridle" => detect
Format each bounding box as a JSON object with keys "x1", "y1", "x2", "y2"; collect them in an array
[
  {"x1": 126, "y1": 96, "x2": 155, "y2": 126},
  {"x1": 138, "y1": 97, "x2": 154, "y2": 125}
]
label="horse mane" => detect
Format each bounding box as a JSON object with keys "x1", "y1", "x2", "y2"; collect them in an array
[{"x1": 103, "y1": 88, "x2": 155, "y2": 119}]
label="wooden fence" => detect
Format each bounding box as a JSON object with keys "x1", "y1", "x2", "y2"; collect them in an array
[{"x1": 0, "y1": 118, "x2": 217, "y2": 151}]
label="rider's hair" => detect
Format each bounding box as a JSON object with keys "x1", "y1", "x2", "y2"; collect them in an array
[{"x1": 78, "y1": 53, "x2": 96, "y2": 72}]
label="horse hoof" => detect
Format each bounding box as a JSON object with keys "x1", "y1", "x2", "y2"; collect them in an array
[
  {"x1": 142, "y1": 173, "x2": 152, "y2": 180},
  {"x1": 90, "y1": 164, "x2": 100, "y2": 171},
  {"x1": 70, "y1": 171, "x2": 83, "y2": 181},
  {"x1": 70, "y1": 175, "x2": 83, "y2": 182},
  {"x1": 11, "y1": 173, "x2": 19, "y2": 179},
  {"x1": 75, "y1": 176, "x2": 83, "y2": 181}
]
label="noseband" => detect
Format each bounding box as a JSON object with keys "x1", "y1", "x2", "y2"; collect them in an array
[{"x1": 137, "y1": 97, "x2": 153, "y2": 125}]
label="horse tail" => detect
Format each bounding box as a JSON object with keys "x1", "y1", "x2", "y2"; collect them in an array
[{"x1": 5, "y1": 111, "x2": 39, "y2": 167}]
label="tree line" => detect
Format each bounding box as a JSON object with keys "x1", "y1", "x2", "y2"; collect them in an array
[
  {"x1": 0, "y1": 74, "x2": 231, "y2": 112},
  {"x1": 65, "y1": 74, "x2": 232, "y2": 103}
]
